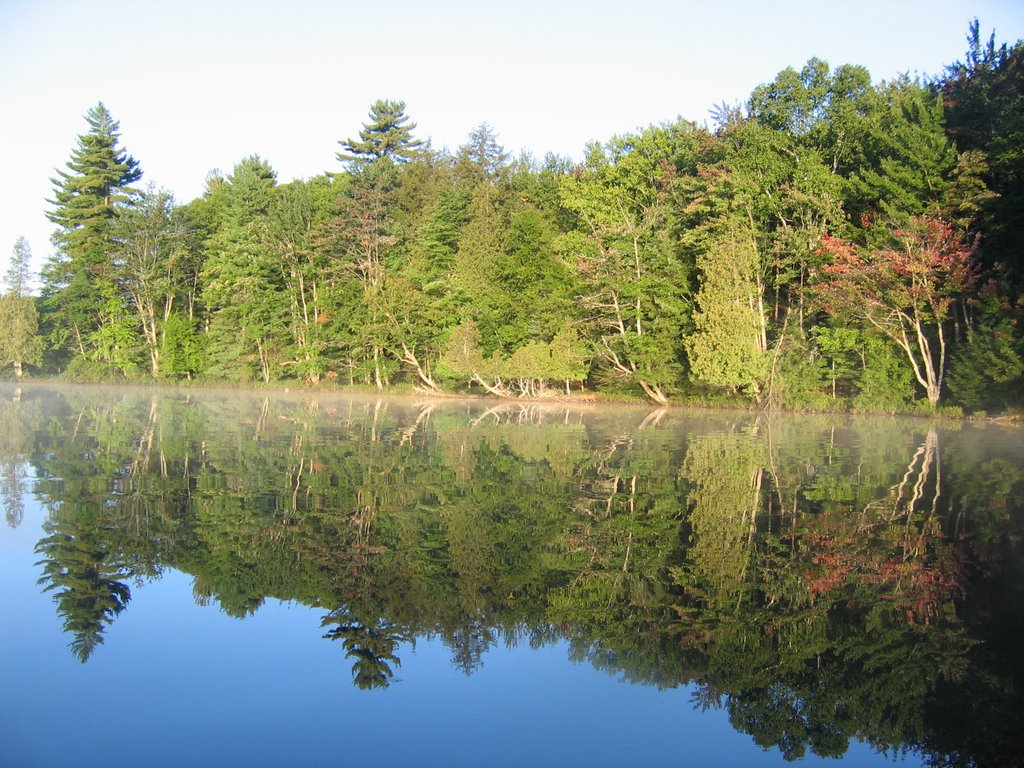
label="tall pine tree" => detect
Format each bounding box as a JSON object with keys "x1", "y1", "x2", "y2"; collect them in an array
[
  {"x1": 43, "y1": 103, "x2": 142, "y2": 366},
  {"x1": 337, "y1": 99, "x2": 424, "y2": 169}
]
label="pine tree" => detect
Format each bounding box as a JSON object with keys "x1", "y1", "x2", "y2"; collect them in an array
[
  {"x1": 942, "y1": 20, "x2": 1024, "y2": 281},
  {"x1": 4, "y1": 237, "x2": 34, "y2": 298},
  {"x1": 200, "y1": 156, "x2": 283, "y2": 382},
  {"x1": 0, "y1": 238, "x2": 43, "y2": 378},
  {"x1": 43, "y1": 103, "x2": 142, "y2": 364},
  {"x1": 455, "y1": 123, "x2": 510, "y2": 185},
  {"x1": 337, "y1": 99, "x2": 424, "y2": 168}
]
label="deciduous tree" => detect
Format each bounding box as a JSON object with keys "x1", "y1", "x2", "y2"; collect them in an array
[
  {"x1": 814, "y1": 217, "x2": 977, "y2": 407},
  {"x1": 113, "y1": 186, "x2": 181, "y2": 377},
  {"x1": 560, "y1": 121, "x2": 699, "y2": 404}
]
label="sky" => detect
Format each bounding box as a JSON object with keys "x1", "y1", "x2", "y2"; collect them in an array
[{"x1": 1, "y1": 0, "x2": 1022, "y2": 287}]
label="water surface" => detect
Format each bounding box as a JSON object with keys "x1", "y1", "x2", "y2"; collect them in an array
[{"x1": 1, "y1": 384, "x2": 1022, "y2": 767}]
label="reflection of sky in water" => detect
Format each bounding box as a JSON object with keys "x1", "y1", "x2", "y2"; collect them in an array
[{"x1": 1, "y1": 490, "x2": 916, "y2": 768}]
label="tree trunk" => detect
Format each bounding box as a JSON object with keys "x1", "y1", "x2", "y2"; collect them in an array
[
  {"x1": 399, "y1": 342, "x2": 440, "y2": 391},
  {"x1": 638, "y1": 379, "x2": 669, "y2": 406},
  {"x1": 373, "y1": 347, "x2": 383, "y2": 390}
]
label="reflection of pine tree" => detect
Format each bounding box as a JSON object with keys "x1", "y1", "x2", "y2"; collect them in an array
[
  {"x1": 1, "y1": 460, "x2": 27, "y2": 528},
  {"x1": 321, "y1": 609, "x2": 407, "y2": 690},
  {"x1": 35, "y1": 509, "x2": 131, "y2": 662}
]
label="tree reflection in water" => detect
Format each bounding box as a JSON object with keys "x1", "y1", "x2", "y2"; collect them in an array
[
  {"x1": 321, "y1": 608, "x2": 408, "y2": 689},
  {"x1": 5, "y1": 385, "x2": 1022, "y2": 766}
]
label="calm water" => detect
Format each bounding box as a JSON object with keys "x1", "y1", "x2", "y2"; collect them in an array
[{"x1": 1, "y1": 384, "x2": 1022, "y2": 768}]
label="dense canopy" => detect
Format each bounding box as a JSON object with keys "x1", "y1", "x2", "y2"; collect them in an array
[{"x1": 5, "y1": 21, "x2": 1023, "y2": 414}]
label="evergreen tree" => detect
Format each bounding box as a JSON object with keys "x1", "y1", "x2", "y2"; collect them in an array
[
  {"x1": 337, "y1": 99, "x2": 424, "y2": 169},
  {"x1": 43, "y1": 103, "x2": 142, "y2": 366},
  {"x1": 4, "y1": 237, "x2": 34, "y2": 298},
  {"x1": 455, "y1": 123, "x2": 510, "y2": 185},
  {"x1": 0, "y1": 239, "x2": 43, "y2": 379},
  {"x1": 417, "y1": 187, "x2": 471, "y2": 287},
  {"x1": 852, "y1": 79, "x2": 989, "y2": 233},
  {"x1": 942, "y1": 20, "x2": 1024, "y2": 282},
  {"x1": 201, "y1": 156, "x2": 282, "y2": 382},
  {"x1": 685, "y1": 219, "x2": 769, "y2": 398},
  {"x1": 35, "y1": 507, "x2": 133, "y2": 662}
]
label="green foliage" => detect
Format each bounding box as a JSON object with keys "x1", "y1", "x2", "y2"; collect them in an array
[
  {"x1": 0, "y1": 238, "x2": 44, "y2": 378},
  {"x1": 852, "y1": 79, "x2": 989, "y2": 233},
  {"x1": 113, "y1": 185, "x2": 185, "y2": 377},
  {"x1": 559, "y1": 120, "x2": 699, "y2": 402},
  {"x1": 851, "y1": 333, "x2": 914, "y2": 412},
  {"x1": 548, "y1": 320, "x2": 590, "y2": 384},
  {"x1": 337, "y1": 99, "x2": 424, "y2": 169},
  {"x1": 201, "y1": 156, "x2": 283, "y2": 382},
  {"x1": 43, "y1": 103, "x2": 143, "y2": 366},
  {"x1": 17, "y1": 28, "x2": 1024, "y2": 415},
  {"x1": 161, "y1": 312, "x2": 205, "y2": 379},
  {"x1": 0, "y1": 294, "x2": 43, "y2": 378},
  {"x1": 439, "y1": 316, "x2": 589, "y2": 396},
  {"x1": 439, "y1": 318, "x2": 486, "y2": 381},
  {"x1": 947, "y1": 301, "x2": 1024, "y2": 410},
  {"x1": 418, "y1": 187, "x2": 470, "y2": 283},
  {"x1": 89, "y1": 292, "x2": 141, "y2": 375},
  {"x1": 770, "y1": 345, "x2": 835, "y2": 411},
  {"x1": 943, "y1": 20, "x2": 1024, "y2": 278},
  {"x1": 813, "y1": 323, "x2": 861, "y2": 400},
  {"x1": 749, "y1": 57, "x2": 877, "y2": 176},
  {"x1": 4, "y1": 237, "x2": 34, "y2": 298}
]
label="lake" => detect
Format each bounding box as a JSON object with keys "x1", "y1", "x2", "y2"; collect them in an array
[{"x1": 1, "y1": 384, "x2": 1021, "y2": 767}]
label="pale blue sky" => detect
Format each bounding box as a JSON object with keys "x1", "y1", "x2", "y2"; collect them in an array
[{"x1": 1, "y1": 0, "x2": 1022, "y2": 285}]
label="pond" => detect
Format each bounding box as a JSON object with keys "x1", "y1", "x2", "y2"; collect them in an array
[{"x1": 1, "y1": 384, "x2": 1021, "y2": 767}]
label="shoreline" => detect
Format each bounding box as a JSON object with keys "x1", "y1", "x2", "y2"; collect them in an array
[{"x1": 2, "y1": 377, "x2": 1019, "y2": 423}]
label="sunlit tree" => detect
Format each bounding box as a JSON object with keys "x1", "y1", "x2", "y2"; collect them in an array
[{"x1": 814, "y1": 217, "x2": 978, "y2": 407}]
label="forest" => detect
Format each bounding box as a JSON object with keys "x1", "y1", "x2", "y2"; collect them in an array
[{"x1": 2, "y1": 21, "x2": 1022, "y2": 413}]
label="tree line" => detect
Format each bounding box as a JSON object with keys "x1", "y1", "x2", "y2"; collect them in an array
[{"x1": 3, "y1": 20, "x2": 1022, "y2": 412}]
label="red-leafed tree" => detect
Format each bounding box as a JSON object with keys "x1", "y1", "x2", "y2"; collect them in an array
[{"x1": 814, "y1": 217, "x2": 977, "y2": 407}]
